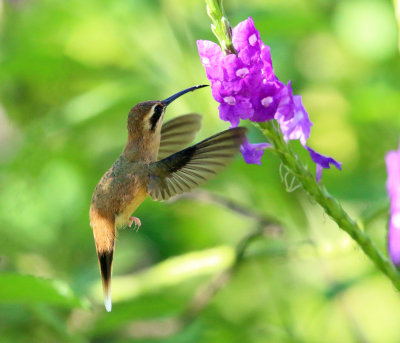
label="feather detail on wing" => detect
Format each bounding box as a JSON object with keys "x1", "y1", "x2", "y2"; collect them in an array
[
  {"x1": 157, "y1": 114, "x2": 202, "y2": 160},
  {"x1": 148, "y1": 127, "x2": 247, "y2": 201}
]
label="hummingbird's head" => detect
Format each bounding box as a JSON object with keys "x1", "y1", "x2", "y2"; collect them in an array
[
  {"x1": 127, "y1": 85, "x2": 208, "y2": 138},
  {"x1": 127, "y1": 101, "x2": 166, "y2": 137}
]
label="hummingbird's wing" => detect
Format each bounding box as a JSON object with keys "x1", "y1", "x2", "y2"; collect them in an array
[
  {"x1": 147, "y1": 127, "x2": 247, "y2": 201},
  {"x1": 157, "y1": 114, "x2": 202, "y2": 160}
]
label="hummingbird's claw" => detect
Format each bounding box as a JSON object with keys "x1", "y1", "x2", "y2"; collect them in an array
[{"x1": 129, "y1": 216, "x2": 141, "y2": 231}]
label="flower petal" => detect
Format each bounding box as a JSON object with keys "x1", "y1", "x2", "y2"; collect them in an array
[
  {"x1": 222, "y1": 54, "x2": 244, "y2": 81},
  {"x1": 385, "y1": 143, "x2": 400, "y2": 266},
  {"x1": 279, "y1": 95, "x2": 312, "y2": 146},
  {"x1": 197, "y1": 40, "x2": 224, "y2": 80},
  {"x1": 306, "y1": 146, "x2": 342, "y2": 182},
  {"x1": 251, "y1": 80, "x2": 284, "y2": 122},
  {"x1": 234, "y1": 98, "x2": 254, "y2": 120},
  {"x1": 240, "y1": 138, "x2": 271, "y2": 165},
  {"x1": 275, "y1": 81, "x2": 294, "y2": 122},
  {"x1": 261, "y1": 44, "x2": 274, "y2": 80},
  {"x1": 218, "y1": 103, "x2": 240, "y2": 127},
  {"x1": 218, "y1": 96, "x2": 253, "y2": 127},
  {"x1": 232, "y1": 17, "x2": 261, "y2": 51}
]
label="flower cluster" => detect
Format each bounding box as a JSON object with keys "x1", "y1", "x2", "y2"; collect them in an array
[
  {"x1": 197, "y1": 18, "x2": 282, "y2": 127},
  {"x1": 197, "y1": 17, "x2": 341, "y2": 180},
  {"x1": 386, "y1": 143, "x2": 400, "y2": 266}
]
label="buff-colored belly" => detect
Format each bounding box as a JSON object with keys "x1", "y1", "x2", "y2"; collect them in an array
[{"x1": 115, "y1": 188, "x2": 147, "y2": 228}]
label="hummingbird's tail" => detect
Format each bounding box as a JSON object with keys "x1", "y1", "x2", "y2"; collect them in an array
[
  {"x1": 98, "y1": 249, "x2": 113, "y2": 312},
  {"x1": 90, "y1": 207, "x2": 115, "y2": 312}
]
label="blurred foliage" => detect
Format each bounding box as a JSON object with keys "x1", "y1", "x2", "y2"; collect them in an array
[{"x1": 0, "y1": 0, "x2": 400, "y2": 342}]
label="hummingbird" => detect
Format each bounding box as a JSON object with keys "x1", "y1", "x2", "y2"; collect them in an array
[{"x1": 89, "y1": 85, "x2": 247, "y2": 312}]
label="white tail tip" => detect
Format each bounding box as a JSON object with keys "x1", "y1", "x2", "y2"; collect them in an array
[{"x1": 104, "y1": 292, "x2": 112, "y2": 312}]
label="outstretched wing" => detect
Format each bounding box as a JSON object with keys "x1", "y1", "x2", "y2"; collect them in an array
[
  {"x1": 148, "y1": 127, "x2": 247, "y2": 201},
  {"x1": 158, "y1": 114, "x2": 202, "y2": 160}
]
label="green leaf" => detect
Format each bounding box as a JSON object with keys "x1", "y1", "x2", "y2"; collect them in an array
[{"x1": 0, "y1": 273, "x2": 90, "y2": 309}]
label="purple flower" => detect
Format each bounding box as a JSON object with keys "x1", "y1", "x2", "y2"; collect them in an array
[
  {"x1": 218, "y1": 95, "x2": 253, "y2": 127},
  {"x1": 197, "y1": 40, "x2": 224, "y2": 81},
  {"x1": 306, "y1": 146, "x2": 342, "y2": 182},
  {"x1": 240, "y1": 138, "x2": 270, "y2": 165},
  {"x1": 197, "y1": 17, "x2": 341, "y2": 179},
  {"x1": 197, "y1": 17, "x2": 280, "y2": 127},
  {"x1": 250, "y1": 80, "x2": 284, "y2": 122},
  {"x1": 385, "y1": 142, "x2": 400, "y2": 266},
  {"x1": 275, "y1": 81, "x2": 294, "y2": 122},
  {"x1": 232, "y1": 17, "x2": 262, "y2": 66},
  {"x1": 260, "y1": 44, "x2": 275, "y2": 81},
  {"x1": 276, "y1": 85, "x2": 312, "y2": 146}
]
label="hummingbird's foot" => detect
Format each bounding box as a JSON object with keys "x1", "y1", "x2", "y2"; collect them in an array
[{"x1": 129, "y1": 217, "x2": 141, "y2": 231}]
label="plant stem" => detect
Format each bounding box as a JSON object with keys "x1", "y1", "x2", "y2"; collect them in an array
[
  {"x1": 202, "y1": 0, "x2": 400, "y2": 290},
  {"x1": 257, "y1": 121, "x2": 400, "y2": 290}
]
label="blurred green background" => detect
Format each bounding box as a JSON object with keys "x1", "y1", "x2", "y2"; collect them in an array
[{"x1": 1, "y1": 0, "x2": 400, "y2": 342}]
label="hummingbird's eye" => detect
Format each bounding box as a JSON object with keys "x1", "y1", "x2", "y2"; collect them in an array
[
  {"x1": 154, "y1": 105, "x2": 163, "y2": 116},
  {"x1": 150, "y1": 104, "x2": 164, "y2": 131}
]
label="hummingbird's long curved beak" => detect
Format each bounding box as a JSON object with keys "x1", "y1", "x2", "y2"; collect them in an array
[{"x1": 161, "y1": 85, "x2": 208, "y2": 106}]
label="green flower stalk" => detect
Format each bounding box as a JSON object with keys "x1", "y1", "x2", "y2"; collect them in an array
[
  {"x1": 200, "y1": 0, "x2": 400, "y2": 290},
  {"x1": 204, "y1": 0, "x2": 235, "y2": 54},
  {"x1": 259, "y1": 121, "x2": 400, "y2": 289}
]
